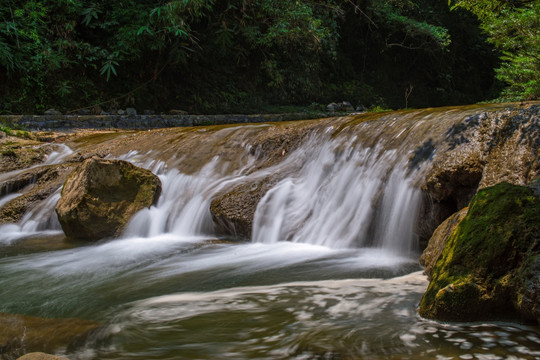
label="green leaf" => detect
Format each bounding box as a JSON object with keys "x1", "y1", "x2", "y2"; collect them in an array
[{"x1": 137, "y1": 26, "x2": 153, "y2": 36}]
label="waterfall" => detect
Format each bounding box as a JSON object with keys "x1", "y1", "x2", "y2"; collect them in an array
[
  {"x1": 1, "y1": 121, "x2": 424, "y2": 256},
  {"x1": 251, "y1": 134, "x2": 421, "y2": 254},
  {"x1": 0, "y1": 189, "x2": 62, "y2": 243}
]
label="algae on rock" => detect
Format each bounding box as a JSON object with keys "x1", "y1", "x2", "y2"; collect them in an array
[{"x1": 418, "y1": 182, "x2": 540, "y2": 324}]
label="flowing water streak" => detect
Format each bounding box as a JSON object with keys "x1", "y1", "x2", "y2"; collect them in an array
[
  {"x1": 122, "y1": 151, "x2": 259, "y2": 238},
  {"x1": 0, "y1": 189, "x2": 62, "y2": 243},
  {"x1": 252, "y1": 131, "x2": 421, "y2": 254},
  {"x1": 0, "y1": 144, "x2": 73, "y2": 243},
  {"x1": 0, "y1": 143, "x2": 73, "y2": 184}
]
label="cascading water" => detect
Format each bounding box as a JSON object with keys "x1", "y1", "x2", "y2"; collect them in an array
[
  {"x1": 0, "y1": 144, "x2": 73, "y2": 244},
  {"x1": 251, "y1": 136, "x2": 421, "y2": 255},
  {"x1": 1, "y1": 110, "x2": 538, "y2": 360}
]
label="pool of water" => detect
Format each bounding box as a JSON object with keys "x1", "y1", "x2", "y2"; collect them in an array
[{"x1": 1, "y1": 236, "x2": 538, "y2": 360}]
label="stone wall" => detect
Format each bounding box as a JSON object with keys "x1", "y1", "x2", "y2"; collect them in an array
[{"x1": 0, "y1": 113, "x2": 335, "y2": 130}]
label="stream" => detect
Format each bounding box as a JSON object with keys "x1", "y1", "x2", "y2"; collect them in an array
[{"x1": 1, "y1": 114, "x2": 539, "y2": 359}]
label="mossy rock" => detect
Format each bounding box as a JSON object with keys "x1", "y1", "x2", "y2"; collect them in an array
[
  {"x1": 56, "y1": 158, "x2": 161, "y2": 240},
  {"x1": 420, "y1": 207, "x2": 469, "y2": 279},
  {"x1": 418, "y1": 182, "x2": 540, "y2": 323}
]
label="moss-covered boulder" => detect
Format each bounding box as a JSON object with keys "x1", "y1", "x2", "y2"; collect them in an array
[
  {"x1": 56, "y1": 158, "x2": 161, "y2": 240},
  {"x1": 418, "y1": 182, "x2": 540, "y2": 323}
]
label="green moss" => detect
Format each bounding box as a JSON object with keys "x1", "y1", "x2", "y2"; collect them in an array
[{"x1": 419, "y1": 182, "x2": 540, "y2": 322}]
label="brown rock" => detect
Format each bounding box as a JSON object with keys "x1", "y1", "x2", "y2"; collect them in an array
[
  {"x1": 17, "y1": 353, "x2": 69, "y2": 360},
  {"x1": 0, "y1": 312, "x2": 99, "y2": 360},
  {"x1": 210, "y1": 178, "x2": 278, "y2": 238},
  {"x1": 56, "y1": 158, "x2": 161, "y2": 240}
]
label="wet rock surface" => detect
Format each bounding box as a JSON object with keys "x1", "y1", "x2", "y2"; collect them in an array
[
  {"x1": 211, "y1": 178, "x2": 279, "y2": 239},
  {"x1": 0, "y1": 137, "x2": 52, "y2": 174},
  {"x1": 416, "y1": 104, "x2": 540, "y2": 244},
  {"x1": 17, "y1": 353, "x2": 69, "y2": 360},
  {"x1": 55, "y1": 158, "x2": 162, "y2": 240},
  {"x1": 0, "y1": 312, "x2": 99, "y2": 360},
  {"x1": 422, "y1": 105, "x2": 540, "y2": 211}
]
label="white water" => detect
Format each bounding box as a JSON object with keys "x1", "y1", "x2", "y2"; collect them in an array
[
  {"x1": 252, "y1": 138, "x2": 420, "y2": 254},
  {"x1": 115, "y1": 129, "x2": 422, "y2": 257},
  {"x1": 0, "y1": 144, "x2": 73, "y2": 244},
  {"x1": 0, "y1": 128, "x2": 422, "y2": 255}
]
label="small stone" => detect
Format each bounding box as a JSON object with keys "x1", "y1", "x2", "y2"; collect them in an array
[
  {"x1": 126, "y1": 107, "x2": 137, "y2": 116},
  {"x1": 117, "y1": 109, "x2": 126, "y2": 115},
  {"x1": 44, "y1": 109, "x2": 62, "y2": 116},
  {"x1": 356, "y1": 105, "x2": 366, "y2": 112},
  {"x1": 326, "y1": 103, "x2": 337, "y2": 112},
  {"x1": 169, "y1": 109, "x2": 188, "y2": 115},
  {"x1": 341, "y1": 101, "x2": 354, "y2": 112}
]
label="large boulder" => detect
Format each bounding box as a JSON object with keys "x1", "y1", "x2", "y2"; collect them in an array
[
  {"x1": 56, "y1": 158, "x2": 161, "y2": 240},
  {"x1": 418, "y1": 182, "x2": 540, "y2": 324},
  {"x1": 0, "y1": 312, "x2": 99, "y2": 360},
  {"x1": 417, "y1": 104, "x2": 540, "y2": 245}
]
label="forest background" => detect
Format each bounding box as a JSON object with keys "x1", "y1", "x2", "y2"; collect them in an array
[{"x1": 0, "y1": 0, "x2": 538, "y2": 115}]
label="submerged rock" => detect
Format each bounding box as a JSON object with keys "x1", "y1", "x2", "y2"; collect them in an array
[
  {"x1": 418, "y1": 182, "x2": 540, "y2": 324},
  {"x1": 0, "y1": 312, "x2": 99, "y2": 360},
  {"x1": 17, "y1": 353, "x2": 69, "y2": 360},
  {"x1": 56, "y1": 158, "x2": 161, "y2": 240}
]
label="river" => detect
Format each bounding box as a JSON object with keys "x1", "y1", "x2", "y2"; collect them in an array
[{"x1": 1, "y1": 109, "x2": 539, "y2": 359}]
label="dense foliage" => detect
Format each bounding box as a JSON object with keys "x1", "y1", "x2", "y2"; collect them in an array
[
  {"x1": 451, "y1": 0, "x2": 540, "y2": 101},
  {"x1": 0, "y1": 0, "x2": 526, "y2": 114}
]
